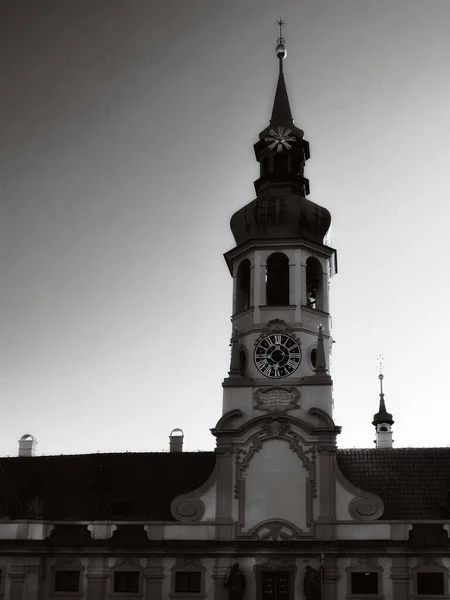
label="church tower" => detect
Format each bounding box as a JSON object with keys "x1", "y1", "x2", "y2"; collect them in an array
[
  {"x1": 372, "y1": 372, "x2": 394, "y2": 449},
  {"x1": 222, "y1": 22, "x2": 337, "y2": 427}
]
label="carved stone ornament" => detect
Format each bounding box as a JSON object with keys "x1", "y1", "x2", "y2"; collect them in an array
[
  {"x1": 170, "y1": 496, "x2": 205, "y2": 523},
  {"x1": 254, "y1": 386, "x2": 300, "y2": 413},
  {"x1": 250, "y1": 519, "x2": 303, "y2": 541},
  {"x1": 254, "y1": 319, "x2": 298, "y2": 345},
  {"x1": 348, "y1": 495, "x2": 384, "y2": 521}
]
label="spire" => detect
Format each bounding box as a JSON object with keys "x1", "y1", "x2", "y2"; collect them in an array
[
  {"x1": 372, "y1": 372, "x2": 394, "y2": 426},
  {"x1": 372, "y1": 359, "x2": 394, "y2": 449},
  {"x1": 372, "y1": 359, "x2": 394, "y2": 426},
  {"x1": 269, "y1": 19, "x2": 295, "y2": 131}
]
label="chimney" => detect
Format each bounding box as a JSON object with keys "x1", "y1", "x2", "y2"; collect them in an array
[
  {"x1": 169, "y1": 429, "x2": 184, "y2": 453},
  {"x1": 18, "y1": 434, "x2": 37, "y2": 457}
]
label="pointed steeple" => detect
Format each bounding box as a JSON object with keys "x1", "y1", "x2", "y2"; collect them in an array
[
  {"x1": 372, "y1": 373, "x2": 394, "y2": 426},
  {"x1": 372, "y1": 362, "x2": 394, "y2": 449}
]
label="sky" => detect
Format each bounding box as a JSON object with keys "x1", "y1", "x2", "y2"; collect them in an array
[{"x1": 1, "y1": 0, "x2": 450, "y2": 456}]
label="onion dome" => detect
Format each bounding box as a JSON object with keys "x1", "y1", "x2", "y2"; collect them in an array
[
  {"x1": 372, "y1": 374, "x2": 394, "y2": 426},
  {"x1": 230, "y1": 21, "x2": 331, "y2": 247}
]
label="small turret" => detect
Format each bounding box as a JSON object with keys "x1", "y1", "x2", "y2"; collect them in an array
[{"x1": 372, "y1": 368, "x2": 394, "y2": 449}]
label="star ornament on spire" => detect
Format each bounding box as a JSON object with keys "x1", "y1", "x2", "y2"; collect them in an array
[{"x1": 265, "y1": 126, "x2": 296, "y2": 152}]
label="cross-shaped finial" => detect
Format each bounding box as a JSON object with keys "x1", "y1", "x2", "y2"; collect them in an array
[
  {"x1": 378, "y1": 354, "x2": 384, "y2": 376},
  {"x1": 276, "y1": 18, "x2": 286, "y2": 39}
]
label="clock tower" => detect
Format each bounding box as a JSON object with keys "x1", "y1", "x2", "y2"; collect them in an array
[{"x1": 222, "y1": 24, "x2": 337, "y2": 429}]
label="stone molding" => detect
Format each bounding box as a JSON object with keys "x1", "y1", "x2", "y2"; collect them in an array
[{"x1": 233, "y1": 416, "x2": 317, "y2": 538}]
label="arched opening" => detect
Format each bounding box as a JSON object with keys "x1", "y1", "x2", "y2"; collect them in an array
[
  {"x1": 306, "y1": 257, "x2": 323, "y2": 310},
  {"x1": 236, "y1": 259, "x2": 251, "y2": 313},
  {"x1": 266, "y1": 252, "x2": 289, "y2": 306}
]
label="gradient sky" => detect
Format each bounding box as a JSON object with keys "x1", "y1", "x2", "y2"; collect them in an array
[{"x1": 1, "y1": 0, "x2": 450, "y2": 457}]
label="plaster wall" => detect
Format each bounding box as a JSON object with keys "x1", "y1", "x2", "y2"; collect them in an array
[
  {"x1": 163, "y1": 524, "x2": 217, "y2": 540},
  {"x1": 243, "y1": 438, "x2": 307, "y2": 530},
  {"x1": 198, "y1": 482, "x2": 217, "y2": 522}
]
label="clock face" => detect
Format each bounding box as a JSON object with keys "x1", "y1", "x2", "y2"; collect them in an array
[{"x1": 254, "y1": 333, "x2": 301, "y2": 378}]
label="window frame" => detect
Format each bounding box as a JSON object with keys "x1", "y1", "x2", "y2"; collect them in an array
[
  {"x1": 53, "y1": 570, "x2": 81, "y2": 594},
  {"x1": 346, "y1": 562, "x2": 383, "y2": 600},
  {"x1": 412, "y1": 562, "x2": 449, "y2": 599},
  {"x1": 50, "y1": 559, "x2": 84, "y2": 598},
  {"x1": 108, "y1": 559, "x2": 143, "y2": 599},
  {"x1": 170, "y1": 559, "x2": 205, "y2": 599}
]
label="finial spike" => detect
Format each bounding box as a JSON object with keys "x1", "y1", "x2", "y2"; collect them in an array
[
  {"x1": 314, "y1": 324, "x2": 328, "y2": 374},
  {"x1": 275, "y1": 18, "x2": 287, "y2": 72}
]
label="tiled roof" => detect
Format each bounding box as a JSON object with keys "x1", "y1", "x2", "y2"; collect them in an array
[
  {"x1": 1, "y1": 447, "x2": 449, "y2": 523},
  {"x1": 337, "y1": 448, "x2": 450, "y2": 520},
  {"x1": 0, "y1": 451, "x2": 216, "y2": 521}
]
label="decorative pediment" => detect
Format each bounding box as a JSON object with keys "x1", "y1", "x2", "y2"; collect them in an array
[
  {"x1": 254, "y1": 319, "x2": 298, "y2": 344},
  {"x1": 250, "y1": 519, "x2": 303, "y2": 541}
]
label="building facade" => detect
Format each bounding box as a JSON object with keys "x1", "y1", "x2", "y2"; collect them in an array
[{"x1": 1, "y1": 28, "x2": 450, "y2": 600}]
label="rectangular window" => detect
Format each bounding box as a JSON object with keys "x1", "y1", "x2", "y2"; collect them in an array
[
  {"x1": 54, "y1": 570, "x2": 80, "y2": 592},
  {"x1": 262, "y1": 571, "x2": 290, "y2": 599},
  {"x1": 114, "y1": 571, "x2": 140, "y2": 593},
  {"x1": 175, "y1": 571, "x2": 201, "y2": 593},
  {"x1": 351, "y1": 572, "x2": 379, "y2": 594},
  {"x1": 417, "y1": 572, "x2": 445, "y2": 595}
]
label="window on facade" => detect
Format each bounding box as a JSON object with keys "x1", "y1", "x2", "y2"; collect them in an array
[
  {"x1": 351, "y1": 572, "x2": 378, "y2": 594},
  {"x1": 262, "y1": 571, "x2": 290, "y2": 599},
  {"x1": 236, "y1": 259, "x2": 251, "y2": 313},
  {"x1": 175, "y1": 571, "x2": 201, "y2": 594},
  {"x1": 114, "y1": 571, "x2": 140, "y2": 593},
  {"x1": 54, "y1": 570, "x2": 80, "y2": 593},
  {"x1": 266, "y1": 252, "x2": 289, "y2": 306},
  {"x1": 306, "y1": 257, "x2": 322, "y2": 309},
  {"x1": 417, "y1": 572, "x2": 444, "y2": 595}
]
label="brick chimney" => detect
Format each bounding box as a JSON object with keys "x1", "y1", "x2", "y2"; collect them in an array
[
  {"x1": 18, "y1": 434, "x2": 37, "y2": 457},
  {"x1": 169, "y1": 429, "x2": 184, "y2": 453}
]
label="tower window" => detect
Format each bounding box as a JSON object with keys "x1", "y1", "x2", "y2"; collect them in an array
[
  {"x1": 306, "y1": 257, "x2": 323, "y2": 310},
  {"x1": 273, "y1": 152, "x2": 288, "y2": 174},
  {"x1": 236, "y1": 259, "x2": 251, "y2": 313},
  {"x1": 266, "y1": 252, "x2": 289, "y2": 306}
]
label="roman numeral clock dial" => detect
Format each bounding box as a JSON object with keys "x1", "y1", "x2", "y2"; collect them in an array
[{"x1": 254, "y1": 334, "x2": 301, "y2": 379}]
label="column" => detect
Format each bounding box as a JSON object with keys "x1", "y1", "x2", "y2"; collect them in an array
[
  {"x1": 144, "y1": 558, "x2": 164, "y2": 600},
  {"x1": 391, "y1": 557, "x2": 410, "y2": 600},
  {"x1": 9, "y1": 560, "x2": 26, "y2": 600},
  {"x1": 86, "y1": 557, "x2": 108, "y2": 600},
  {"x1": 322, "y1": 557, "x2": 340, "y2": 600},
  {"x1": 23, "y1": 558, "x2": 41, "y2": 600},
  {"x1": 294, "y1": 248, "x2": 302, "y2": 322}
]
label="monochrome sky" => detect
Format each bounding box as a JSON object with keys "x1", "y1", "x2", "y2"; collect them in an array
[{"x1": 1, "y1": 0, "x2": 450, "y2": 456}]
